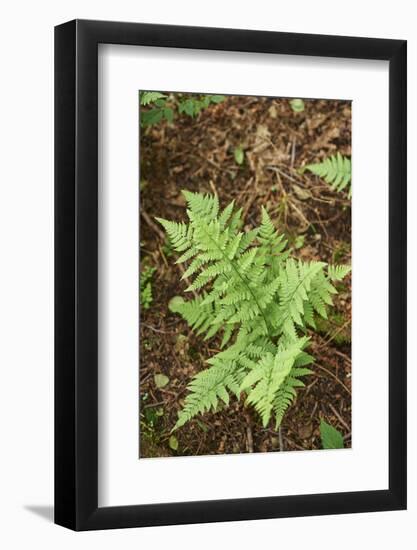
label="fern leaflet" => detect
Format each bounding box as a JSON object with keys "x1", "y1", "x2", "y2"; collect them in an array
[{"x1": 301, "y1": 153, "x2": 351, "y2": 196}]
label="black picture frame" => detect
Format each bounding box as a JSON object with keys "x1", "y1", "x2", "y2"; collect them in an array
[{"x1": 55, "y1": 19, "x2": 407, "y2": 531}]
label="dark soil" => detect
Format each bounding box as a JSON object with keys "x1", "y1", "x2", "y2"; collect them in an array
[{"x1": 139, "y1": 94, "x2": 351, "y2": 458}]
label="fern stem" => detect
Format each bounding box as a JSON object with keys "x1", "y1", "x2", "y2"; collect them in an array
[
  {"x1": 278, "y1": 426, "x2": 284, "y2": 452},
  {"x1": 244, "y1": 410, "x2": 254, "y2": 453}
]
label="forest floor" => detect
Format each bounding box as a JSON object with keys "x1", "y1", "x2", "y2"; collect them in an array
[{"x1": 139, "y1": 94, "x2": 351, "y2": 458}]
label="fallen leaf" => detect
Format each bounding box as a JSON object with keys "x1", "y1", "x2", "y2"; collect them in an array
[
  {"x1": 293, "y1": 184, "x2": 312, "y2": 201},
  {"x1": 290, "y1": 98, "x2": 305, "y2": 113},
  {"x1": 234, "y1": 146, "x2": 245, "y2": 165},
  {"x1": 320, "y1": 420, "x2": 344, "y2": 449},
  {"x1": 271, "y1": 436, "x2": 280, "y2": 449},
  {"x1": 169, "y1": 435, "x2": 179, "y2": 451},
  {"x1": 154, "y1": 373, "x2": 169, "y2": 388},
  {"x1": 268, "y1": 104, "x2": 278, "y2": 119}
]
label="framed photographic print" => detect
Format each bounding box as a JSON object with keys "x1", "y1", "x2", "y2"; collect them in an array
[{"x1": 55, "y1": 20, "x2": 407, "y2": 530}]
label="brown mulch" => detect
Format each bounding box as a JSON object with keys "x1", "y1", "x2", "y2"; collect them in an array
[{"x1": 139, "y1": 94, "x2": 351, "y2": 458}]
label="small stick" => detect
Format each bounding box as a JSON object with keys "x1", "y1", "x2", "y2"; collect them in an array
[
  {"x1": 274, "y1": 170, "x2": 287, "y2": 198},
  {"x1": 312, "y1": 335, "x2": 352, "y2": 364},
  {"x1": 288, "y1": 199, "x2": 310, "y2": 230},
  {"x1": 246, "y1": 425, "x2": 254, "y2": 453},
  {"x1": 264, "y1": 164, "x2": 305, "y2": 186},
  {"x1": 290, "y1": 137, "x2": 296, "y2": 168},
  {"x1": 284, "y1": 437, "x2": 305, "y2": 451},
  {"x1": 158, "y1": 244, "x2": 169, "y2": 268},
  {"x1": 314, "y1": 363, "x2": 351, "y2": 395},
  {"x1": 312, "y1": 208, "x2": 329, "y2": 240},
  {"x1": 328, "y1": 403, "x2": 350, "y2": 431},
  {"x1": 141, "y1": 323, "x2": 173, "y2": 334},
  {"x1": 306, "y1": 209, "x2": 347, "y2": 224},
  {"x1": 319, "y1": 319, "x2": 351, "y2": 349},
  {"x1": 141, "y1": 210, "x2": 165, "y2": 240},
  {"x1": 142, "y1": 400, "x2": 166, "y2": 410},
  {"x1": 244, "y1": 411, "x2": 254, "y2": 453},
  {"x1": 279, "y1": 426, "x2": 284, "y2": 452},
  {"x1": 309, "y1": 401, "x2": 318, "y2": 420},
  {"x1": 305, "y1": 377, "x2": 319, "y2": 396},
  {"x1": 158, "y1": 387, "x2": 180, "y2": 397},
  {"x1": 209, "y1": 179, "x2": 218, "y2": 197},
  {"x1": 332, "y1": 348, "x2": 352, "y2": 365}
]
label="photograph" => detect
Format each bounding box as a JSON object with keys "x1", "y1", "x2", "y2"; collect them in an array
[
  {"x1": 139, "y1": 91, "x2": 352, "y2": 458},
  {"x1": 0, "y1": 3, "x2": 409, "y2": 543}
]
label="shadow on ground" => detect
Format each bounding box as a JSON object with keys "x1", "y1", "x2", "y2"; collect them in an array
[{"x1": 24, "y1": 505, "x2": 54, "y2": 523}]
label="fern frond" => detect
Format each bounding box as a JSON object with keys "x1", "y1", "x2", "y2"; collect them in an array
[
  {"x1": 218, "y1": 200, "x2": 235, "y2": 229},
  {"x1": 173, "y1": 363, "x2": 240, "y2": 430},
  {"x1": 302, "y1": 153, "x2": 351, "y2": 195},
  {"x1": 328, "y1": 264, "x2": 351, "y2": 281},
  {"x1": 183, "y1": 190, "x2": 219, "y2": 222},
  {"x1": 308, "y1": 271, "x2": 338, "y2": 319},
  {"x1": 140, "y1": 91, "x2": 167, "y2": 105},
  {"x1": 168, "y1": 295, "x2": 221, "y2": 338},
  {"x1": 163, "y1": 202, "x2": 272, "y2": 335},
  {"x1": 277, "y1": 259, "x2": 326, "y2": 338},
  {"x1": 259, "y1": 207, "x2": 287, "y2": 248},
  {"x1": 155, "y1": 218, "x2": 193, "y2": 253},
  {"x1": 273, "y1": 355, "x2": 315, "y2": 428},
  {"x1": 240, "y1": 338, "x2": 307, "y2": 427}
]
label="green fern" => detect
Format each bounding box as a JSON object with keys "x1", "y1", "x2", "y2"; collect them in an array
[
  {"x1": 240, "y1": 337, "x2": 308, "y2": 427},
  {"x1": 320, "y1": 419, "x2": 344, "y2": 449},
  {"x1": 140, "y1": 91, "x2": 225, "y2": 127},
  {"x1": 301, "y1": 153, "x2": 351, "y2": 196},
  {"x1": 168, "y1": 295, "x2": 225, "y2": 341},
  {"x1": 140, "y1": 265, "x2": 156, "y2": 310},
  {"x1": 174, "y1": 363, "x2": 240, "y2": 429},
  {"x1": 178, "y1": 94, "x2": 225, "y2": 117},
  {"x1": 273, "y1": 362, "x2": 314, "y2": 428},
  {"x1": 140, "y1": 91, "x2": 167, "y2": 106},
  {"x1": 157, "y1": 191, "x2": 351, "y2": 431},
  {"x1": 328, "y1": 264, "x2": 351, "y2": 281}
]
